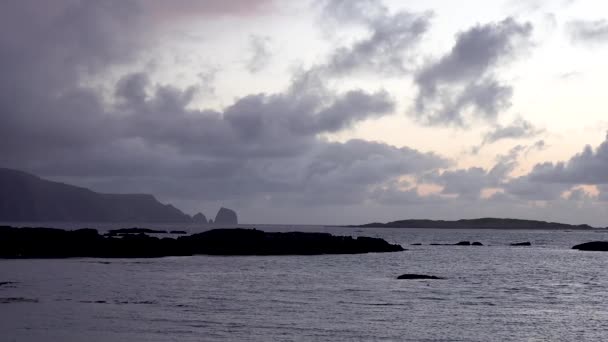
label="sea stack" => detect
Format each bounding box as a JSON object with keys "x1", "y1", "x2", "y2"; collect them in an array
[
  {"x1": 214, "y1": 207, "x2": 238, "y2": 225},
  {"x1": 192, "y1": 212, "x2": 208, "y2": 223}
]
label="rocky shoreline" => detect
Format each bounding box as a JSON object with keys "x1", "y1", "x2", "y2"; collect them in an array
[{"x1": 0, "y1": 226, "x2": 404, "y2": 258}]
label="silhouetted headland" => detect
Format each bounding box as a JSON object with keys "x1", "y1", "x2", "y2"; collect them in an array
[
  {"x1": 572, "y1": 241, "x2": 608, "y2": 252},
  {"x1": 0, "y1": 226, "x2": 404, "y2": 258},
  {"x1": 0, "y1": 168, "x2": 241, "y2": 225},
  {"x1": 352, "y1": 218, "x2": 595, "y2": 230}
]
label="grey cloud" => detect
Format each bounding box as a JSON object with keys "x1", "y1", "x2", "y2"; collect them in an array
[
  {"x1": 484, "y1": 118, "x2": 542, "y2": 144},
  {"x1": 503, "y1": 176, "x2": 570, "y2": 201},
  {"x1": 246, "y1": 35, "x2": 272, "y2": 73},
  {"x1": 568, "y1": 19, "x2": 608, "y2": 44},
  {"x1": 427, "y1": 144, "x2": 524, "y2": 199},
  {"x1": 414, "y1": 18, "x2": 532, "y2": 126},
  {"x1": 526, "y1": 134, "x2": 608, "y2": 184},
  {"x1": 144, "y1": 0, "x2": 273, "y2": 21},
  {"x1": 320, "y1": 0, "x2": 431, "y2": 75}
]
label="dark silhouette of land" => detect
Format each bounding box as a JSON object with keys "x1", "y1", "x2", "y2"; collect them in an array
[
  {"x1": 0, "y1": 168, "x2": 239, "y2": 224},
  {"x1": 0, "y1": 226, "x2": 404, "y2": 258},
  {"x1": 0, "y1": 168, "x2": 191, "y2": 222},
  {"x1": 353, "y1": 218, "x2": 595, "y2": 230},
  {"x1": 572, "y1": 241, "x2": 608, "y2": 251}
]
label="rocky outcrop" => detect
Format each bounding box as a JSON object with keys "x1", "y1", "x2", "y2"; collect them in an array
[
  {"x1": 572, "y1": 241, "x2": 608, "y2": 251},
  {"x1": 192, "y1": 212, "x2": 208, "y2": 223},
  {"x1": 107, "y1": 228, "x2": 167, "y2": 236},
  {"x1": 0, "y1": 168, "x2": 191, "y2": 222},
  {"x1": 511, "y1": 242, "x2": 532, "y2": 246},
  {"x1": 214, "y1": 207, "x2": 238, "y2": 225},
  {"x1": 0, "y1": 226, "x2": 404, "y2": 258},
  {"x1": 397, "y1": 274, "x2": 443, "y2": 280}
]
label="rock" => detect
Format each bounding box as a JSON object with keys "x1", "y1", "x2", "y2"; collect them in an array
[
  {"x1": 214, "y1": 207, "x2": 238, "y2": 225},
  {"x1": 192, "y1": 212, "x2": 208, "y2": 223},
  {"x1": 410, "y1": 243, "x2": 422, "y2": 246},
  {"x1": 572, "y1": 241, "x2": 608, "y2": 251},
  {"x1": 511, "y1": 241, "x2": 531, "y2": 246},
  {"x1": 170, "y1": 230, "x2": 187, "y2": 234},
  {"x1": 472, "y1": 242, "x2": 483, "y2": 246},
  {"x1": 107, "y1": 228, "x2": 167, "y2": 236},
  {"x1": 455, "y1": 241, "x2": 471, "y2": 246},
  {"x1": 397, "y1": 274, "x2": 443, "y2": 280},
  {"x1": 0, "y1": 226, "x2": 404, "y2": 258}
]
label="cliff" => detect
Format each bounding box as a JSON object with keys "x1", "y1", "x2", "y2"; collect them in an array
[{"x1": 0, "y1": 168, "x2": 191, "y2": 222}]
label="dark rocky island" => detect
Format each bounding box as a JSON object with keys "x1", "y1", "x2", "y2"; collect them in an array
[
  {"x1": 214, "y1": 207, "x2": 238, "y2": 225},
  {"x1": 397, "y1": 274, "x2": 443, "y2": 280},
  {"x1": 572, "y1": 241, "x2": 608, "y2": 252},
  {"x1": 353, "y1": 218, "x2": 595, "y2": 230},
  {"x1": 0, "y1": 226, "x2": 404, "y2": 258},
  {"x1": 511, "y1": 242, "x2": 532, "y2": 246}
]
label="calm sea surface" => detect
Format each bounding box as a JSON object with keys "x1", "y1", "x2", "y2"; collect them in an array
[{"x1": 2, "y1": 223, "x2": 608, "y2": 341}]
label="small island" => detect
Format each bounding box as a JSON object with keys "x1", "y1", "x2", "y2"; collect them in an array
[
  {"x1": 351, "y1": 218, "x2": 595, "y2": 230},
  {"x1": 0, "y1": 226, "x2": 404, "y2": 258}
]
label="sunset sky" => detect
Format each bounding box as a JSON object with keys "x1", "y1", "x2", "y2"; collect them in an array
[{"x1": 2, "y1": 0, "x2": 608, "y2": 225}]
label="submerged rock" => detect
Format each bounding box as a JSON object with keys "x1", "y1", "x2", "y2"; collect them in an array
[
  {"x1": 455, "y1": 241, "x2": 471, "y2": 246},
  {"x1": 213, "y1": 207, "x2": 238, "y2": 225},
  {"x1": 511, "y1": 242, "x2": 532, "y2": 246},
  {"x1": 397, "y1": 274, "x2": 443, "y2": 280},
  {"x1": 572, "y1": 241, "x2": 608, "y2": 251}
]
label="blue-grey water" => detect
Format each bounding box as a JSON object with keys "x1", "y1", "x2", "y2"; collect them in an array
[{"x1": 2, "y1": 223, "x2": 608, "y2": 341}]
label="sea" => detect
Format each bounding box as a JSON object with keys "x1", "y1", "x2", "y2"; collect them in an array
[{"x1": 1, "y1": 222, "x2": 608, "y2": 342}]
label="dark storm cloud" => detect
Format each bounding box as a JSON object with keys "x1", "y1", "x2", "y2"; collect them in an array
[
  {"x1": 320, "y1": 0, "x2": 431, "y2": 75},
  {"x1": 246, "y1": 35, "x2": 273, "y2": 73},
  {"x1": 567, "y1": 19, "x2": 608, "y2": 44},
  {"x1": 414, "y1": 18, "x2": 532, "y2": 126},
  {"x1": 0, "y1": 0, "x2": 453, "y2": 212}
]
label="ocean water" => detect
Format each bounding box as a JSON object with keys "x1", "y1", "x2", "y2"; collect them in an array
[{"x1": 2, "y1": 224, "x2": 608, "y2": 341}]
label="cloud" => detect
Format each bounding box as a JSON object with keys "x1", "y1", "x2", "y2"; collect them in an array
[
  {"x1": 525, "y1": 134, "x2": 608, "y2": 184},
  {"x1": 320, "y1": 0, "x2": 431, "y2": 75},
  {"x1": 482, "y1": 118, "x2": 543, "y2": 144},
  {"x1": 567, "y1": 19, "x2": 608, "y2": 44},
  {"x1": 246, "y1": 35, "x2": 273, "y2": 73},
  {"x1": 0, "y1": 1, "x2": 454, "y2": 213},
  {"x1": 144, "y1": 0, "x2": 274, "y2": 22},
  {"x1": 414, "y1": 18, "x2": 533, "y2": 126}
]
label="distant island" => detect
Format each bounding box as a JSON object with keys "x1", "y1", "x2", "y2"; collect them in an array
[
  {"x1": 0, "y1": 226, "x2": 404, "y2": 258},
  {"x1": 351, "y1": 218, "x2": 597, "y2": 230},
  {"x1": 0, "y1": 168, "x2": 238, "y2": 224}
]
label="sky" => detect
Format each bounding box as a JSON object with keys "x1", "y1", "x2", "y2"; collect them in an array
[{"x1": 1, "y1": 0, "x2": 608, "y2": 225}]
